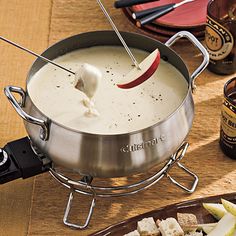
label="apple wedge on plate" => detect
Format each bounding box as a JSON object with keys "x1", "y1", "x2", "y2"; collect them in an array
[
  {"x1": 202, "y1": 199, "x2": 236, "y2": 235},
  {"x1": 207, "y1": 213, "x2": 236, "y2": 236},
  {"x1": 222, "y1": 199, "x2": 236, "y2": 217},
  {"x1": 197, "y1": 223, "x2": 217, "y2": 234},
  {"x1": 117, "y1": 49, "x2": 160, "y2": 89},
  {"x1": 202, "y1": 203, "x2": 227, "y2": 220}
]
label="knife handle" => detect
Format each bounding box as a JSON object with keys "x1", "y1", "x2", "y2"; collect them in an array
[
  {"x1": 137, "y1": 4, "x2": 175, "y2": 27},
  {"x1": 132, "y1": 3, "x2": 174, "y2": 19},
  {"x1": 114, "y1": 0, "x2": 158, "y2": 9}
]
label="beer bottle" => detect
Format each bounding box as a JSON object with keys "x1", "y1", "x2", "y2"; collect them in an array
[
  {"x1": 220, "y1": 78, "x2": 236, "y2": 159},
  {"x1": 205, "y1": 0, "x2": 236, "y2": 75}
]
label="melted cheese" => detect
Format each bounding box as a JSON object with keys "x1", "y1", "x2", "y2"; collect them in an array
[{"x1": 28, "y1": 46, "x2": 188, "y2": 135}]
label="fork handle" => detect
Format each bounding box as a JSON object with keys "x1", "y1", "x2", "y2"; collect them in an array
[
  {"x1": 132, "y1": 3, "x2": 174, "y2": 19},
  {"x1": 137, "y1": 4, "x2": 175, "y2": 27},
  {"x1": 114, "y1": 0, "x2": 158, "y2": 8}
]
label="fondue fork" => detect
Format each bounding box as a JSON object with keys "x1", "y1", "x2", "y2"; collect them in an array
[
  {"x1": 0, "y1": 36, "x2": 75, "y2": 75},
  {"x1": 97, "y1": 0, "x2": 141, "y2": 70},
  {"x1": 136, "y1": 0, "x2": 195, "y2": 27},
  {"x1": 114, "y1": 0, "x2": 160, "y2": 9}
]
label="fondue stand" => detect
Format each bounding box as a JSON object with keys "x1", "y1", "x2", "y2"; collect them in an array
[
  {"x1": 0, "y1": 137, "x2": 198, "y2": 229},
  {"x1": 0, "y1": 31, "x2": 205, "y2": 230}
]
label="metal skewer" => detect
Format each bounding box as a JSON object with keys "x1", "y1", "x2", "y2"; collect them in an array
[
  {"x1": 174, "y1": 0, "x2": 194, "y2": 8},
  {"x1": 0, "y1": 36, "x2": 75, "y2": 75},
  {"x1": 97, "y1": 0, "x2": 141, "y2": 69}
]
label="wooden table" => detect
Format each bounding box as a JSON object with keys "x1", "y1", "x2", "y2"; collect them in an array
[{"x1": 0, "y1": 1, "x2": 236, "y2": 235}]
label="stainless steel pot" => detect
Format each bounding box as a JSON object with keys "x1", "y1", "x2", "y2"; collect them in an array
[{"x1": 4, "y1": 31, "x2": 209, "y2": 178}]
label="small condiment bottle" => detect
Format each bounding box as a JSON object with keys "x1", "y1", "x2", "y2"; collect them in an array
[
  {"x1": 205, "y1": 0, "x2": 236, "y2": 75},
  {"x1": 220, "y1": 77, "x2": 236, "y2": 159}
]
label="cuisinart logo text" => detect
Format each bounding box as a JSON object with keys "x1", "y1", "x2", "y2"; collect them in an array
[{"x1": 120, "y1": 135, "x2": 166, "y2": 153}]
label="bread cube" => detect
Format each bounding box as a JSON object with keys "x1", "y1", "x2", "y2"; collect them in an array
[
  {"x1": 137, "y1": 217, "x2": 160, "y2": 236},
  {"x1": 158, "y1": 217, "x2": 184, "y2": 236},
  {"x1": 177, "y1": 213, "x2": 198, "y2": 232},
  {"x1": 184, "y1": 232, "x2": 203, "y2": 236},
  {"x1": 124, "y1": 229, "x2": 140, "y2": 236}
]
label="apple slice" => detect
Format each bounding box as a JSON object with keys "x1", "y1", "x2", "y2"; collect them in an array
[
  {"x1": 222, "y1": 199, "x2": 236, "y2": 217},
  {"x1": 207, "y1": 213, "x2": 236, "y2": 236},
  {"x1": 117, "y1": 49, "x2": 160, "y2": 89},
  {"x1": 197, "y1": 223, "x2": 217, "y2": 234},
  {"x1": 203, "y1": 203, "x2": 227, "y2": 220}
]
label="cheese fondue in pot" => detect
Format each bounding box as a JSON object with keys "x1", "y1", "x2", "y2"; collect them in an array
[{"x1": 28, "y1": 46, "x2": 188, "y2": 135}]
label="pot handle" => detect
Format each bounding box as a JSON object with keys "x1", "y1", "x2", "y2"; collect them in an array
[
  {"x1": 4, "y1": 86, "x2": 49, "y2": 141},
  {"x1": 165, "y1": 31, "x2": 209, "y2": 91}
]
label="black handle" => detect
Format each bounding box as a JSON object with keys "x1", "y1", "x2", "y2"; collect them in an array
[
  {"x1": 137, "y1": 4, "x2": 175, "y2": 27},
  {"x1": 114, "y1": 0, "x2": 158, "y2": 8},
  {"x1": 132, "y1": 3, "x2": 174, "y2": 19},
  {"x1": 0, "y1": 137, "x2": 51, "y2": 184}
]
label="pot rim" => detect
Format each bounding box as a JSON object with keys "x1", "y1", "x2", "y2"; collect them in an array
[{"x1": 25, "y1": 30, "x2": 192, "y2": 138}]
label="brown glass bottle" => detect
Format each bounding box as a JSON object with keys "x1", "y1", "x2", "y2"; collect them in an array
[
  {"x1": 220, "y1": 78, "x2": 236, "y2": 159},
  {"x1": 205, "y1": 0, "x2": 236, "y2": 75}
]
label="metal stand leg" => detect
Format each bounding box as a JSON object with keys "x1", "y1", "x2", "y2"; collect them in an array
[
  {"x1": 166, "y1": 162, "x2": 198, "y2": 193},
  {"x1": 165, "y1": 142, "x2": 199, "y2": 193},
  {"x1": 63, "y1": 187, "x2": 96, "y2": 229}
]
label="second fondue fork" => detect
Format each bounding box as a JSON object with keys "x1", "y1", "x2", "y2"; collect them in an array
[{"x1": 97, "y1": 0, "x2": 141, "y2": 70}]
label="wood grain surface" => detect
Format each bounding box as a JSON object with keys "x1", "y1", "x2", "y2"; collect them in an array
[
  {"x1": 0, "y1": 1, "x2": 236, "y2": 236},
  {"x1": 0, "y1": 1, "x2": 52, "y2": 236}
]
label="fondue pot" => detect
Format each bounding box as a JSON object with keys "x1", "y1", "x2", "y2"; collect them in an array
[
  {"x1": 4, "y1": 30, "x2": 209, "y2": 178},
  {"x1": 1, "y1": 30, "x2": 209, "y2": 229}
]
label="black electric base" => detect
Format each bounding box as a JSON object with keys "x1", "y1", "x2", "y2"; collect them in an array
[{"x1": 0, "y1": 137, "x2": 51, "y2": 184}]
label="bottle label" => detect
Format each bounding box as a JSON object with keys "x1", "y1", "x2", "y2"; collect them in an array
[
  {"x1": 221, "y1": 98, "x2": 236, "y2": 144},
  {"x1": 205, "y1": 16, "x2": 234, "y2": 61}
]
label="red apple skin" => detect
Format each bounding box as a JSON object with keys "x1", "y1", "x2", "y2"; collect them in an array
[{"x1": 117, "y1": 50, "x2": 160, "y2": 89}]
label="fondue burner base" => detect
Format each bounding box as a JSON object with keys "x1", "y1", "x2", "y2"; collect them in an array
[
  {"x1": 0, "y1": 138, "x2": 198, "y2": 229},
  {"x1": 49, "y1": 142, "x2": 198, "y2": 229}
]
